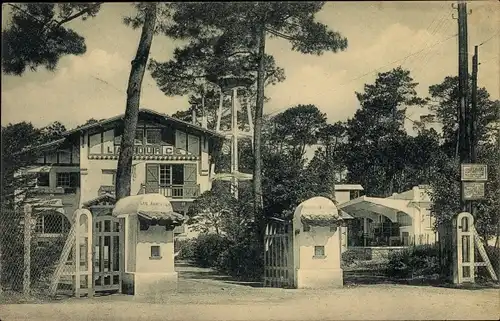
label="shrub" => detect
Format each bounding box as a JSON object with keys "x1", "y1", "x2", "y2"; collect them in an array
[
  {"x1": 386, "y1": 245, "x2": 440, "y2": 279},
  {"x1": 30, "y1": 236, "x2": 66, "y2": 289},
  {"x1": 214, "y1": 232, "x2": 263, "y2": 280},
  {"x1": 191, "y1": 233, "x2": 230, "y2": 268},
  {"x1": 341, "y1": 248, "x2": 372, "y2": 267},
  {"x1": 174, "y1": 238, "x2": 196, "y2": 261}
]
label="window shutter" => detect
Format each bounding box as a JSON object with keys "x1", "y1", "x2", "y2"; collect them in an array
[
  {"x1": 187, "y1": 135, "x2": 200, "y2": 155},
  {"x1": 175, "y1": 130, "x2": 187, "y2": 150},
  {"x1": 145, "y1": 164, "x2": 159, "y2": 193},
  {"x1": 183, "y1": 164, "x2": 197, "y2": 184},
  {"x1": 183, "y1": 164, "x2": 197, "y2": 197}
]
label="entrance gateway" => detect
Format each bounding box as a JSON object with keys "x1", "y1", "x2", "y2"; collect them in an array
[
  {"x1": 49, "y1": 193, "x2": 184, "y2": 297},
  {"x1": 264, "y1": 196, "x2": 345, "y2": 289}
]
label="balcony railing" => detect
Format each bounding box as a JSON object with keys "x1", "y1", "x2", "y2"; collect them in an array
[
  {"x1": 159, "y1": 185, "x2": 200, "y2": 199},
  {"x1": 32, "y1": 186, "x2": 78, "y2": 194}
]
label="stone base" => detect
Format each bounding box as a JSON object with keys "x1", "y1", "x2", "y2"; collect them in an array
[
  {"x1": 296, "y1": 268, "x2": 343, "y2": 289},
  {"x1": 123, "y1": 272, "x2": 178, "y2": 296}
]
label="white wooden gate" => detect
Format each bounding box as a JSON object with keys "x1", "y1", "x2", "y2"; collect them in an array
[
  {"x1": 93, "y1": 215, "x2": 122, "y2": 292},
  {"x1": 263, "y1": 220, "x2": 294, "y2": 288}
]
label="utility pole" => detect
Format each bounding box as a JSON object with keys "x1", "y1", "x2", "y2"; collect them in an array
[
  {"x1": 457, "y1": 0, "x2": 470, "y2": 210},
  {"x1": 470, "y1": 45, "x2": 478, "y2": 163},
  {"x1": 469, "y1": 45, "x2": 478, "y2": 219}
]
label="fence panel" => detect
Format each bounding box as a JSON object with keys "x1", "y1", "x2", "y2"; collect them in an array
[{"x1": 0, "y1": 206, "x2": 68, "y2": 298}]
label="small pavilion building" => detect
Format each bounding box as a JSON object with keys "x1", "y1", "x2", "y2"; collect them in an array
[{"x1": 112, "y1": 193, "x2": 184, "y2": 296}]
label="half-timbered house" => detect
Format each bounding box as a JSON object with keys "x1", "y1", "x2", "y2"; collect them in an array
[{"x1": 17, "y1": 109, "x2": 224, "y2": 238}]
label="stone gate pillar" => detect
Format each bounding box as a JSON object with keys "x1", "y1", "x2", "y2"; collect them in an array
[{"x1": 293, "y1": 196, "x2": 344, "y2": 288}]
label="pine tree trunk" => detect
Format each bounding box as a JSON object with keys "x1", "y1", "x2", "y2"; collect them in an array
[
  {"x1": 115, "y1": 3, "x2": 157, "y2": 201},
  {"x1": 253, "y1": 25, "x2": 266, "y2": 221}
]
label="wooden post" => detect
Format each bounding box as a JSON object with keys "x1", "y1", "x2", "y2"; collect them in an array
[
  {"x1": 23, "y1": 204, "x2": 32, "y2": 297},
  {"x1": 119, "y1": 217, "x2": 126, "y2": 294},
  {"x1": 86, "y1": 210, "x2": 94, "y2": 298},
  {"x1": 74, "y1": 211, "x2": 81, "y2": 298}
]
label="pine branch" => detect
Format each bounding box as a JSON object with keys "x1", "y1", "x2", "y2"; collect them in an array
[
  {"x1": 226, "y1": 50, "x2": 254, "y2": 58},
  {"x1": 7, "y1": 4, "x2": 47, "y2": 25},
  {"x1": 54, "y1": 2, "x2": 104, "y2": 27},
  {"x1": 265, "y1": 28, "x2": 295, "y2": 41}
]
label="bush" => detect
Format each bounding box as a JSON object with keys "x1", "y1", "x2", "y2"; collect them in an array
[
  {"x1": 386, "y1": 245, "x2": 440, "y2": 279},
  {"x1": 174, "y1": 238, "x2": 196, "y2": 261},
  {"x1": 30, "y1": 236, "x2": 66, "y2": 289},
  {"x1": 183, "y1": 230, "x2": 263, "y2": 281},
  {"x1": 214, "y1": 232, "x2": 263, "y2": 280},
  {"x1": 341, "y1": 248, "x2": 372, "y2": 267},
  {"x1": 191, "y1": 234, "x2": 231, "y2": 268}
]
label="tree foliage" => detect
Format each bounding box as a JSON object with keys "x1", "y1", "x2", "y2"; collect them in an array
[
  {"x1": 344, "y1": 67, "x2": 428, "y2": 197},
  {"x1": 426, "y1": 75, "x2": 500, "y2": 241},
  {"x1": 2, "y1": 3, "x2": 102, "y2": 75},
  {"x1": 428, "y1": 75, "x2": 499, "y2": 156},
  {"x1": 161, "y1": 2, "x2": 348, "y2": 222}
]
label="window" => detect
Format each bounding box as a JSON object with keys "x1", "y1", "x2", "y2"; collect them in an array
[
  {"x1": 146, "y1": 129, "x2": 162, "y2": 145},
  {"x1": 56, "y1": 172, "x2": 79, "y2": 188},
  {"x1": 314, "y1": 246, "x2": 325, "y2": 258},
  {"x1": 35, "y1": 213, "x2": 70, "y2": 235},
  {"x1": 150, "y1": 245, "x2": 161, "y2": 259},
  {"x1": 36, "y1": 173, "x2": 50, "y2": 187},
  {"x1": 159, "y1": 165, "x2": 171, "y2": 186},
  {"x1": 162, "y1": 129, "x2": 175, "y2": 145},
  {"x1": 134, "y1": 129, "x2": 144, "y2": 145},
  {"x1": 159, "y1": 164, "x2": 184, "y2": 186}
]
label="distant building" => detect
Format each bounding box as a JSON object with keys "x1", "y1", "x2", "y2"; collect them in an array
[
  {"x1": 339, "y1": 185, "x2": 436, "y2": 247},
  {"x1": 334, "y1": 184, "x2": 364, "y2": 205}
]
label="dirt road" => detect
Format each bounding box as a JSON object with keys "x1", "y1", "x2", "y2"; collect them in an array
[
  {"x1": 2, "y1": 283, "x2": 499, "y2": 320},
  {"x1": 2, "y1": 264, "x2": 498, "y2": 320}
]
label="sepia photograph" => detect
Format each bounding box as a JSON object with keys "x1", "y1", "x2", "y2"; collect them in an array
[{"x1": 1, "y1": 1, "x2": 499, "y2": 320}]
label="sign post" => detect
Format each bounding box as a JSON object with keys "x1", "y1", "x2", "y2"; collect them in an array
[
  {"x1": 461, "y1": 164, "x2": 487, "y2": 201},
  {"x1": 461, "y1": 164, "x2": 488, "y2": 181}
]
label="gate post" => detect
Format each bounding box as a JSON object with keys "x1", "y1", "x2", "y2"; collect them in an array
[
  {"x1": 73, "y1": 209, "x2": 93, "y2": 298},
  {"x1": 293, "y1": 197, "x2": 344, "y2": 289},
  {"x1": 452, "y1": 212, "x2": 475, "y2": 284}
]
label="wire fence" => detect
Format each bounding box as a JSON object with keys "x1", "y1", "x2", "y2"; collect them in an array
[{"x1": 0, "y1": 206, "x2": 68, "y2": 297}]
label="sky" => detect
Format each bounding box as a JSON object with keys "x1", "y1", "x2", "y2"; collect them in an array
[{"x1": 2, "y1": 1, "x2": 499, "y2": 137}]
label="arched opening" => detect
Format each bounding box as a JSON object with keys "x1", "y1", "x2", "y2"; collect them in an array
[{"x1": 35, "y1": 211, "x2": 71, "y2": 236}]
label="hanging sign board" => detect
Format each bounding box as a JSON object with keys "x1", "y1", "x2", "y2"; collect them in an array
[
  {"x1": 461, "y1": 164, "x2": 488, "y2": 181},
  {"x1": 462, "y1": 182, "x2": 485, "y2": 200}
]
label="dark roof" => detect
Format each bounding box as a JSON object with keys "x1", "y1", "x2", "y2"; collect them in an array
[
  {"x1": 17, "y1": 108, "x2": 224, "y2": 154},
  {"x1": 15, "y1": 138, "x2": 67, "y2": 155},
  {"x1": 63, "y1": 108, "x2": 224, "y2": 139},
  {"x1": 83, "y1": 193, "x2": 116, "y2": 207}
]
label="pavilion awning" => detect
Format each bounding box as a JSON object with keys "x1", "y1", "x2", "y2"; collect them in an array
[
  {"x1": 112, "y1": 193, "x2": 184, "y2": 225},
  {"x1": 338, "y1": 196, "x2": 413, "y2": 222}
]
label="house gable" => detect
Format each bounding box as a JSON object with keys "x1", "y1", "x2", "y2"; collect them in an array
[
  {"x1": 80, "y1": 109, "x2": 220, "y2": 161},
  {"x1": 32, "y1": 137, "x2": 80, "y2": 166}
]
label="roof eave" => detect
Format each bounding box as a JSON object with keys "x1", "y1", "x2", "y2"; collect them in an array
[{"x1": 62, "y1": 109, "x2": 225, "y2": 139}]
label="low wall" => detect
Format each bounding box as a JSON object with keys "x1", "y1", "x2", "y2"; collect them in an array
[{"x1": 347, "y1": 246, "x2": 408, "y2": 261}]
